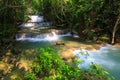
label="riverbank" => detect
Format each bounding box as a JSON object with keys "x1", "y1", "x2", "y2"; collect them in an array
[
  {"x1": 57, "y1": 41, "x2": 120, "y2": 62},
  {"x1": 58, "y1": 41, "x2": 120, "y2": 80},
  {"x1": 115, "y1": 43, "x2": 120, "y2": 48},
  {"x1": 1, "y1": 40, "x2": 120, "y2": 79}
]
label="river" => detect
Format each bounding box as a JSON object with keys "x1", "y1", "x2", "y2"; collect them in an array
[{"x1": 16, "y1": 15, "x2": 120, "y2": 80}]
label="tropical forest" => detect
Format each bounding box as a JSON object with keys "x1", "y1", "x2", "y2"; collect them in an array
[{"x1": 0, "y1": 0, "x2": 120, "y2": 80}]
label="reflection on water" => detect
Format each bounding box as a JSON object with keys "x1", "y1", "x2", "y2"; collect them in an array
[{"x1": 73, "y1": 44, "x2": 120, "y2": 80}]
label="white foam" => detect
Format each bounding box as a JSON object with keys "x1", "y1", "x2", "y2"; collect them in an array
[
  {"x1": 16, "y1": 31, "x2": 74, "y2": 42},
  {"x1": 73, "y1": 44, "x2": 120, "y2": 68}
]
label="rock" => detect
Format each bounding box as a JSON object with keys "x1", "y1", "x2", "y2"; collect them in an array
[
  {"x1": 62, "y1": 58, "x2": 67, "y2": 61},
  {"x1": 55, "y1": 40, "x2": 65, "y2": 45},
  {"x1": 60, "y1": 48, "x2": 76, "y2": 59}
]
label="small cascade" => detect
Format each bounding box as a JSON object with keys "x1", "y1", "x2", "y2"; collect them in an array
[
  {"x1": 16, "y1": 15, "x2": 56, "y2": 41},
  {"x1": 16, "y1": 31, "x2": 72, "y2": 42},
  {"x1": 16, "y1": 15, "x2": 77, "y2": 42},
  {"x1": 21, "y1": 22, "x2": 50, "y2": 27},
  {"x1": 16, "y1": 32, "x2": 59, "y2": 41},
  {"x1": 27, "y1": 15, "x2": 43, "y2": 22},
  {"x1": 20, "y1": 15, "x2": 50, "y2": 27},
  {"x1": 45, "y1": 32, "x2": 58, "y2": 41}
]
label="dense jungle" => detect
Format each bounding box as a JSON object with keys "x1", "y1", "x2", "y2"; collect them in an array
[{"x1": 0, "y1": 0, "x2": 120, "y2": 80}]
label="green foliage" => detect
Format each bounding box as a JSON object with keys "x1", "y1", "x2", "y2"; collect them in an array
[
  {"x1": 90, "y1": 63, "x2": 110, "y2": 77},
  {"x1": 24, "y1": 47, "x2": 81, "y2": 80},
  {"x1": 81, "y1": 63, "x2": 112, "y2": 80},
  {"x1": 0, "y1": 0, "x2": 27, "y2": 25},
  {"x1": 0, "y1": 24, "x2": 16, "y2": 53},
  {"x1": 0, "y1": 0, "x2": 29, "y2": 53},
  {"x1": 24, "y1": 47, "x2": 111, "y2": 80},
  {"x1": 33, "y1": 47, "x2": 63, "y2": 76},
  {"x1": 26, "y1": 0, "x2": 43, "y2": 14},
  {"x1": 90, "y1": 63, "x2": 114, "y2": 80},
  {"x1": 41, "y1": 0, "x2": 120, "y2": 42},
  {"x1": 24, "y1": 72, "x2": 36, "y2": 80},
  {"x1": 57, "y1": 64, "x2": 81, "y2": 80},
  {"x1": 0, "y1": 0, "x2": 120, "y2": 44},
  {"x1": 94, "y1": 0, "x2": 120, "y2": 37}
]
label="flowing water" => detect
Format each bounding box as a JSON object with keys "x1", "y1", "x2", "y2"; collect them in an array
[
  {"x1": 73, "y1": 44, "x2": 120, "y2": 80},
  {"x1": 16, "y1": 36, "x2": 120, "y2": 80},
  {"x1": 16, "y1": 15, "x2": 120, "y2": 80}
]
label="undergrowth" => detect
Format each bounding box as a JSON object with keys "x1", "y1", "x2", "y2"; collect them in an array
[{"x1": 24, "y1": 47, "x2": 112, "y2": 80}]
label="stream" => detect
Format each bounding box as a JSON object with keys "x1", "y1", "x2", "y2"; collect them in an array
[
  {"x1": 16, "y1": 15, "x2": 120, "y2": 80},
  {"x1": 73, "y1": 44, "x2": 120, "y2": 80}
]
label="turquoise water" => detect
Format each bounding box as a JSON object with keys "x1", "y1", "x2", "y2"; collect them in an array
[
  {"x1": 16, "y1": 36, "x2": 120, "y2": 80},
  {"x1": 74, "y1": 44, "x2": 120, "y2": 80},
  {"x1": 16, "y1": 41, "x2": 53, "y2": 49}
]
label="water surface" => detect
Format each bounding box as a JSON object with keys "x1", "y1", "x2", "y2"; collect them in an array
[{"x1": 73, "y1": 44, "x2": 120, "y2": 80}]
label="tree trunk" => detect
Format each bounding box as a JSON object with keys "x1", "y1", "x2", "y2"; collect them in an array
[{"x1": 111, "y1": 13, "x2": 120, "y2": 44}]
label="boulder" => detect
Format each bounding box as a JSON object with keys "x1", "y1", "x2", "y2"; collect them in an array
[{"x1": 55, "y1": 40, "x2": 65, "y2": 45}]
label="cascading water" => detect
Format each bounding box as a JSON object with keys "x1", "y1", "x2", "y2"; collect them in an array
[
  {"x1": 16, "y1": 32, "x2": 72, "y2": 42},
  {"x1": 16, "y1": 32, "x2": 58, "y2": 41},
  {"x1": 27, "y1": 15, "x2": 43, "y2": 22},
  {"x1": 73, "y1": 44, "x2": 120, "y2": 80},
  {"x1": 20, "y1": 15, "x2": 50, "y2": 27},
  {"x1": 16, "y1": 15, "x2": 72, "y2": 42},
  {"x1": 16, "y1": 15, "x2": 120, "y2": 80},
  {"x1": 45, "y1": 32, "x2": 58, "y2": 41},
  {"x1": 16, "y1": 15, "x2": 56, "y2": 41}
]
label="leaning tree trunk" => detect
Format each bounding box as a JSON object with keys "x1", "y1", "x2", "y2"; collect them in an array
[{"x1": 111, "y1": 13, "x2": 120, "y2": 44}]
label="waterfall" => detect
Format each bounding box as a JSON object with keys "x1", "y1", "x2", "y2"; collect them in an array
[
  {"x1": 20, "y1": 15, "x2": 50, "y2": 27},
  {"x1": 27, "y1": 15, "x2": 43, "y2": 22},
  {"x1": 16, "y1": 15, "x2": 74, "y2": 42},
  {"x1": 16, "y1": 32, "x2": 57, "y2": 41},
  {"x1": 45, "y1": 32, "x2": 58, "y2": 41}
]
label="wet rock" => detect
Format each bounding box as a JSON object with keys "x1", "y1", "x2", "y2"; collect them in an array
[
  {"x1": 62, "y1": 58, "x2": 67, "y2": 61},
  {"x1": 55, "y1": 29, "x2": 69, "y2": 35},
  {"x1": 55, "y1": 40, "x2": 65, "y2": 45}
]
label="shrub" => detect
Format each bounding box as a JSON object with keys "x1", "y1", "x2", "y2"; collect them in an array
[
  {"x1": 24, "y1": 47, "x2": 112, "y2": 80},
  {"x1": 24, "y1": 47, "x2": 81, "y2": 80}
]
